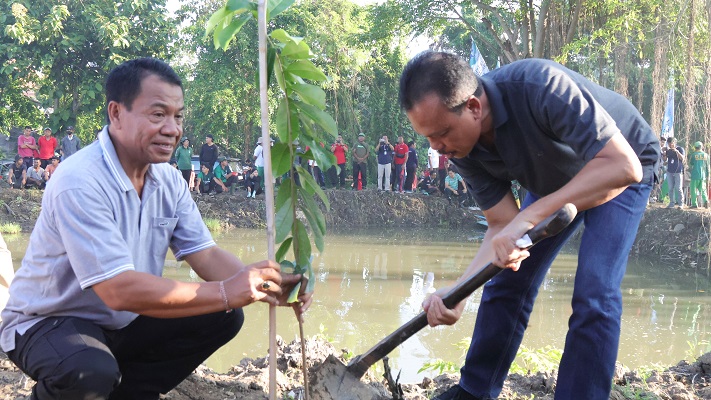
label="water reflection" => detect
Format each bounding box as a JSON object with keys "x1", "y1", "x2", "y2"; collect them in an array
[{"x1": 4, "y1": 228, "x2": 711, "y2": 383}]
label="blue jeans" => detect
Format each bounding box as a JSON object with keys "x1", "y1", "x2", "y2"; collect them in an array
[
  {"x1": 460, "y1": 183, "x2": 651, "y2": 400},
  {"x1": 666, "y1": 171, "x2": 683, "y2": 206}
]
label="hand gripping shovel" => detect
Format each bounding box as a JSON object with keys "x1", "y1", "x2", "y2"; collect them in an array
[{"x1": 309, "y1": 204, "x2": 577, "y2": 400}]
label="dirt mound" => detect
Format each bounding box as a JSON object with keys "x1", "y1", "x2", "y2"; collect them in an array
[{"x1": 1, "y1": 336, "x2": 710, "y2": 399}]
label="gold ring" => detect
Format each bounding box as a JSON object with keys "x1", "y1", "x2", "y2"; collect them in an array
[{"x1": 261, "y1": 281, "x2": 271, "y2": 290}]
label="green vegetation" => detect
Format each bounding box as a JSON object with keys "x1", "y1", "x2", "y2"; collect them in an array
[
  {"x1": 203, "y1": 218, "x2": 226, "y2": 233},
  {"x1": 509, "y1": 345, "x2": 563, "y2": 375},
  {"x1": 0, "y1": 223, "x2": 21, "y2": 234}
]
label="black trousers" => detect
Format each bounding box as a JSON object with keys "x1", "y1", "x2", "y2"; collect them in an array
[
  {"x1": 8, "y1": 311, "x2": 243, "y2": 400},
  {"x1": 180, "y1": 169, "x2": 192, "y2": 186},
  {"x1": 352, "y1": 162, "x2": 367, "y2": 189},
  {"x1": 404, "y1": 166, "x2": 416, "y2": 191}
]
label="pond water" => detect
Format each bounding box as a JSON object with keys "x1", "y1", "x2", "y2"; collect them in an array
[{"x1": 4, "y1": 227, "x2": 711, "y2": 383}]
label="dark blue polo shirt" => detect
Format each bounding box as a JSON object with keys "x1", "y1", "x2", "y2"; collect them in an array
[{"x1": 451, "y1": 59, "x2": 660, "y2": 210}]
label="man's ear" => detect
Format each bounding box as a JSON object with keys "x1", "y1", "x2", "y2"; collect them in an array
[
  {"x1": 107, "y1": 101, "x2": 122, "y2": 129},
  {"x1": 466, "y1": 96, "x2": 484, "y2": 119}
]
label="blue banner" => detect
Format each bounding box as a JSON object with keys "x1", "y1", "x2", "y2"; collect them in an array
[
  {"x1": 661, "y1": 84, "x2": 674, "y2": 139},
  {"x1": 469, "y1": 39, "x2": 489, "y2": 76}
]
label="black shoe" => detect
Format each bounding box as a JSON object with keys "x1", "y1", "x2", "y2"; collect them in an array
[{"x1": 433, "y1": 385, "x2": 481, "y2": 400}]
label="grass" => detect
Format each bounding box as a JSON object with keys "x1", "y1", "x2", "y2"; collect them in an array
[
  {"x1": 203, "y1": 218, "x2": 226, "y2": 233},
  {"x1": 0, "y1": 223, "x2": 21, "y2": 234}
]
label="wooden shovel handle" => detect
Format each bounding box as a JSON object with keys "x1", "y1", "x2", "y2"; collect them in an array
[{"x1": 346, "y1": 203, "x2": 577, "y2": 379}]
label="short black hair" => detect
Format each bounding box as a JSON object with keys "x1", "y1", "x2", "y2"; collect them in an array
[
  {"x1": 105, "y1": 58, "x2": 182, "y2": 124},
  {"x1": 407, "y1": 140, "x2": 415, "y2": 146},
  {"x1": 399, "y1": 51, "x2": 483, "y2": 112},
  {"x1": 24, "y1": 126, "x2": 31, "y2": 130}
]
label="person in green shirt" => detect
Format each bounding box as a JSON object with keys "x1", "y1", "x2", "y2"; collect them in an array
[
  {"x1": 351, "y1": 133, "x2": 370, "y2": 190},
  {"x1": 688, "y1": 141, "x2": 709, "y2": 208},
  {"x1": 214, "y1": 157, "x2": 238, "y2": 195},
  {"x1": 174, "y1": 137, "x2": 193, "y2": 185}
]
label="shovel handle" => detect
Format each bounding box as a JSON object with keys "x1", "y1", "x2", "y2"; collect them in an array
[{"x1": 346, "y1": 203, "x2": 577, "y2": 378}]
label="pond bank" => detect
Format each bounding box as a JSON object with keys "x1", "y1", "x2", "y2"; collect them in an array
[{"x1": 0, "y1": 189, "x2": 709, "y2": 273}]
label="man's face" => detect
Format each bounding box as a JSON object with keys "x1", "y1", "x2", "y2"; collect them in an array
[
  {"x1": 398, "y1": 136, "x2": 404, "y2": 144},
  {"x1": 406, "y1": 93, "x2": 482, "y2": 159},
  {"x1": 337, "y1": 135, "x2": 343, "y2": 143},
  {"x1": 201, "y1": 165, "x2": 209, "y2": 174},
  {"x1": 15, "y1": 159, "x2": 22, "y2": 167},
  {"x1": 108, "y1": 74, "x2": 184, "y2": 167},
  {"x1": 24, "y1": 128, "x2": 31, "y2": 136},
  {"x1": 358, "y1": 135, "x2": 365, "y2": 143},
  {"x1": 44, "y1": 129, "x2": 51, "y2": 137},
  {"x1": 52, "y1": 159, "x2": 59, "y2": 166},
  {"x1": 221, "y1": 160, "x2": 228, "y2": 168},
  {"x1": 206, "y1": 136, "x2": 213, "y2": 144},
  {"x1": 33, "y1": 160, "x2": 40, "y2": 169}
]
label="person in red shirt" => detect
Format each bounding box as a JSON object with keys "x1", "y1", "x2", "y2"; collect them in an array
[
  {"x1": 330, "y1": 135, "x2": 349, "y2": 189},
  {"x1": 38, "y1": 128, "x2": 58, "y2": 168},
  {"x1": 393, "y1": 136, "x2": 409, "y2": 192},
  {"x1": 17, "y1": 126, "x2": 38, "y2": 171}
]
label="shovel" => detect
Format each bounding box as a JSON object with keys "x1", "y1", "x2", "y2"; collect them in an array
[{"x1": 310, "y1": 204, "x2": 577, "y2": 399}]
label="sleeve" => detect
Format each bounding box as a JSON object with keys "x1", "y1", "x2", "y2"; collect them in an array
[
  {"x1": 52, "y1": 189, "x2": 135, "y2": 289},
  {"x1": 452, "y1": 158, "x2": 511, "y2": 210}
]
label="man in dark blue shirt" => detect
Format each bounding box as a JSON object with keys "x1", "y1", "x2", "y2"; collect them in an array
[
  {"x1": 399, "y1": 51, "x2": 659, "y2": 400},
  {"x1": 663, "y1": 136, "x2": 685, "y2": 208}
]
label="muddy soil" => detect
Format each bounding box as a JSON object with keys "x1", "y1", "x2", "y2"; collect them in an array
[
  {"x1": 0, "y1": 336, "x2": 710, "y2": 400},
  {"x1": 0, "y1": 189, "x2": 711, "y2": 399}
]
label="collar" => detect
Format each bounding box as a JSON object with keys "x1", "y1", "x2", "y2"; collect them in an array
[
  {"x1": 98, "y1": 126, "x2": 135, "y2": 193},
  {"x1": 479, "y1": 76, "x2": 508, "y2": 132}
]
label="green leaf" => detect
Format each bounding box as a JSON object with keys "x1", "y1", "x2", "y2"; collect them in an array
[
  {"x1": 305, "y1": 264, "x2": 315, "y2": 294},
  {"x1": 275, "y1": 193, "x2": 294, "y2": 243},
  {"x1": 226, "y1": 0, "x2": 256, "y2": 11},
  {"x1": 275, "y1": 98, "x2": 300, "y2": 144},
  {"x1": 273, "y1": 53, "x2": 286, "y2": 92},
  {"x1": 287, "y1": 281, "x2": 302, "y2": 303},
  {"x1": 294, "y1": 100, "x2": 337, "y2": 135},
  {"x1": 275, "y1": 237, "x2": 293, "y2": 262},
  {"x1": 299, "y1": 187, "x2": 327, "y2": 235},
  {"x1": 266, "y1": 45, "x2": 276, "y2": 86},
  {"x1": 205, "y1": 6, "x2": 230, "y2": 38},
  {"x1": 292, "y1": 83, "x2": 326, "y2": 109},
  {"x1": 294, "y1": 219, "x2": 311, "y2": 267},
  {"x1": 285, "y1": 60, "x2": 327, "y2": 81},
  {"x1": 279, "y1": 260, "x2": 295, "y2": 273},
  {"x1": 301, "y1": 202, "x2": 325, "y2": 253},
  {"x1": 270, "y1": 29, "x2": 292, "y2": 44},
  {"x1": 271, "y1": 142, "x2": 293, "y2": 177},
  {"x1": 268, "y1": 0, "x2": 295, "y2": 19},
  {"x1": 296, "y1": 166, "x2": 329, "y2": 208},
  {"x1": 282, "y1": 40, "x2": 312, "y2": 59},
  {"x1": 275, "y1": 179, "x2": 292, "y2": 211},
  {"x1": 216, "y1": 13, "x2": 252, "y2": 49}
]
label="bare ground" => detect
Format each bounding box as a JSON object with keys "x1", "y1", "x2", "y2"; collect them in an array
[{"x1": 0, "y1": 336, "x2": 710, "y2": 399}]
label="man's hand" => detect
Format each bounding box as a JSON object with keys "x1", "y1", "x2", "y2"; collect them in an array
[
  {"x1": 223, "y1": 260, "x2": 284, "y2": 308},
  {"x1": 490, "y1": 216, "x2": 532, "y2": 271},
  {"x1": 422, "y1": 286, "x2": 465, "y2": 327},
  {"x1": 277, "y1": 274, "x2": 313, "y2": 322}
]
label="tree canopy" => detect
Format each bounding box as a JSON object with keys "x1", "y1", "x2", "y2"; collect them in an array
[{"x1": 2, "y1": 0, "x2": 710, "y2": 155}]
